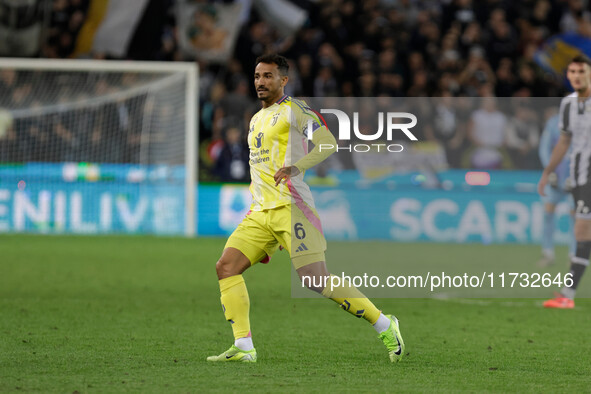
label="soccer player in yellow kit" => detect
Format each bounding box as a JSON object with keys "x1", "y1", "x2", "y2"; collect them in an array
[{"x1": 207, "y1": 54, "x2": 404, "y2": 363}]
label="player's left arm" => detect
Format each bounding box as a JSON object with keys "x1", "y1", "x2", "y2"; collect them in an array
[
  {"x1": 538, "y1": 122, "x2": 553, "y2": 167},
  {"x1": 274, "y1": 105, "x2": 337, "y2": 186},
  {"x1": 274, "y1": 126, "x2": 336, "y2": 185},
  {"x1": 294, "y1": 126, "x2": 337, "y2": 170}
]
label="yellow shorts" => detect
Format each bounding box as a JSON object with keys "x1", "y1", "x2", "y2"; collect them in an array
[{"x1": 225, "y1": 203, "x2": 327, "y2": 269}]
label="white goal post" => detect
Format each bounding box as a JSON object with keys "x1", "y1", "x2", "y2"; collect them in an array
[{"x1": 0, "y1": 58, "x2": 198, "y2": 236}]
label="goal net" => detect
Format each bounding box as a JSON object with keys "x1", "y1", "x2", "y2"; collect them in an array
[{"x1": 0, "y1": 59, "x2": 197, "y2": 236}]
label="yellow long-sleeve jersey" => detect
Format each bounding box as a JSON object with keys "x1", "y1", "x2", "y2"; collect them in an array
[{"x1": 247, "y1": 95, "x2": 336, "y2": 211}]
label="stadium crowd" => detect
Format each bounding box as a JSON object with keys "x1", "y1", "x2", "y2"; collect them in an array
[{"x1": 1, "y1": 0, "x2": 589, "y2": 181}]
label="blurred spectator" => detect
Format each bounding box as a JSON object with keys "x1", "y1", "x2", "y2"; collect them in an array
[
  {"x1": 560, "y1": 0, "x2": 591, "y2": 35},
  {"x1": 53, "y1": 111, "x2": 77, "y2": 161},
  {"x1": 458, "y1": 47, "x2": 496, "y2": 96},
  {"x1": 505, "y1": 103, "x2": 540, "y2": 169},
  {"x1": 459, "y1": 22, "x2": 483, "y2": 55},
  {"x1": 428, "y1": 93, "x2": 467, "y2": 168},
  {"x1": 514, "y1": 61, "x2": 546, "y2": 97},
  {"x1": 495, "y1": 58, "x2": 517, "y2": 97},
  {"x1": 201, "y1": 81, "x2": 226, "y2": 141},
  {"x1": 464, "y1": 97, "x2": 511, "y2": 169},
  {"x1": 314, "y1": 67, "x2": 339, "y2": 97},
  {"x1": 295, "y1": 54, "x2": 315, "y2": 96},
  {"x1": 0, "y1": 109, "x2": 15, "y2": 161},
  {"x1": 0, "y1": 69, "x2": 17, "y2": 95},
  {"x1": 215, "y1": 126, "x2": 250, "y2": 182},
  {"x1": 218, "y1": 78, "x2": 256, "y2": 133},
  {"x1": 486, "y1": 9, "x2": 518, "y2": 69}
]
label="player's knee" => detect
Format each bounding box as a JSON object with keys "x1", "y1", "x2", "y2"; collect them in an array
[
  {"x1": 299, "y1": 274, "x2": 325, "y2": 293},
  {"x1": 215, "y1": 248, "x2": 252, "y2": 279},
  {"x1": 574, "y1": 220, "x2": 591, "y2": 241},
  {"x1": 215, "y1": 256, "x2": 240, "y2": 279},
  {"x1": 215, "y1": 258, "x2": 226, "y2": 279},
  {"x1": 297, "y1": 263, "x2": 329, "y2": 293}
]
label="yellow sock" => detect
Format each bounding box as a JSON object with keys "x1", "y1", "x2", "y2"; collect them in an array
[
  {"x1": 219, "y1": 275, "x2": 251, "y2": 340},
  {"x1": 321, "y1": 275, "x2": 381, "y2": 325}
]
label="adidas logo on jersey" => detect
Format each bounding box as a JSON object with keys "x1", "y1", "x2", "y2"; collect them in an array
[{"x1": 295, "y1": 243, "x2": 308, "y2": 252}]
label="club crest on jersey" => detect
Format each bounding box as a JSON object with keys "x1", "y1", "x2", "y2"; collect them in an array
[
  {"x1": 254, "y1": 132, "x2": 264, "y2": 148},
  {"x1": 271, "y1": 113, "x2": 279, "y2": 126}
]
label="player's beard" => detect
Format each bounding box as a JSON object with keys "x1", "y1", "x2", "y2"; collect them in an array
[
  {"x1": 257, "y1": 87, "x2": 279, "y2": 105},
  {"x1": 256, "y1": 88, "x2": 269, "y2": 100}
]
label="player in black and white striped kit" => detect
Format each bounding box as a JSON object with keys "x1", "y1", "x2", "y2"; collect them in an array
[{"x1": 538, "y1": 54, "x2": 591, "y2": 308}]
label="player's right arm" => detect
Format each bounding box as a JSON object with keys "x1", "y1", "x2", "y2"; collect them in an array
[
  {"x1": 538, "y1": 98, "x2": 573, "y2": 196},
  {"x1": 538, "y1": 132, "x2": 572, "y2": 196}
]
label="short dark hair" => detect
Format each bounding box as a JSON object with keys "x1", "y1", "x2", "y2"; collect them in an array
[
  {"x1": 255, "y1": 53, "x2": 289, "y2": 76},
  {"x1": 570, "y1": 54, "x2": 591, "y2": 67}
]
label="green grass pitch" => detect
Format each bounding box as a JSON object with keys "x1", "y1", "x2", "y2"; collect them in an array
[{"x1": 1, "y1": 235, "x2": 590, "y2": 392}]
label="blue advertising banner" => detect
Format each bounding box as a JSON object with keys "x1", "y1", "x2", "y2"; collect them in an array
[
  {"x1": 0, "y1": 184, "x2": 185, "y2": 234},
  {"x1": 0, "y1": 163, "x2": 186, "y2": 234},
  {"x1": 321, "y1": 189, "x2": 570, "y2": 244},
  {"x1": 1, "y1": 164, "x2": 572, "y2": 244},
  {"x1": 202, "y1": 185, "x2": 572, "y2": 244}
]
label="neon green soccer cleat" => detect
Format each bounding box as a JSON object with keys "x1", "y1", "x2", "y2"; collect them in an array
[
  {"x1": 378, "y1": 315, "x2": 405, "y2": 363},
  {"x1": 206, "y1": 345, "x2": 257, "y2": 363}
]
